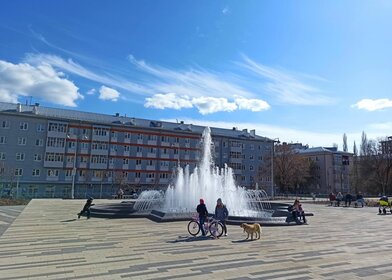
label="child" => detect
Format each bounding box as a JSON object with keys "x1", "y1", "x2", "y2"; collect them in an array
[{"x1": 78, "y1": 197, "x2": 95, "y2": 219}]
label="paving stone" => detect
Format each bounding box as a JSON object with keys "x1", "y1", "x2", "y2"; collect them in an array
[{"x1": 1, "y1": 199, "x2": 392, "y2": 279}]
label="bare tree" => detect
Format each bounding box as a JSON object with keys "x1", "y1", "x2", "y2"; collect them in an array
[
  {"x1": 360, "y1": 131, "x2": 368, "y2": 156},
  {"x1": 273, "y1": 144, "x2": 313, "y2": 194},
  {"x1": 343, "y1": 133, "x2": 348, "y2": 152},
  {"x1": 356, "y1": 138, "x2": 392, "y2": 195}
]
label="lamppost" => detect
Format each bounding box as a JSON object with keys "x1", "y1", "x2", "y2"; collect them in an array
[{"x1": 270, "y1": 138, "x2": 280, "y2": 199}]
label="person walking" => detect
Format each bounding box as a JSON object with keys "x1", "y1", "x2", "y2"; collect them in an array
[
  {"x1": 78, "y1": 197, "x2": 95, "y2": 219},
  {"x1": 215, "y1": 198, "x2": 229, "y2": 236},
  {"x1": 196, "y1": 198, "x2": 208, "y2": 236}
]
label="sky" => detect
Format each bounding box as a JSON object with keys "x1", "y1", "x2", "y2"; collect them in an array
[{"x1": 1, "y1": 0, "x2": 392, "y2": 152}]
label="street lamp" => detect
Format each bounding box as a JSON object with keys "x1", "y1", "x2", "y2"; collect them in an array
[{"x1": 270, "y1": 138, "x2": 280, "y2": 199}]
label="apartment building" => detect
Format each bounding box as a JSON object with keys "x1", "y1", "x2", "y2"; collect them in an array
[
  {"x1": 297, "y1": 146, "x2": 352, "y2": 194},
  {"x1": 0, "y1": 102, "x2": 273, "y2": 198}
]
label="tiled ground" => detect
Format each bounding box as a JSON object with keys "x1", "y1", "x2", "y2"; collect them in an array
[
  {"x1": 0, "y1": 199, "x2": 390, "y2": 280},
  {"x1": 0, "y1": 205, "x2": 25, "y2": 237}
]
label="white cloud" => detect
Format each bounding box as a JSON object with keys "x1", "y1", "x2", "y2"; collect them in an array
[
  {"x1": 192, "y1": 96, "x2": 237, "y2": 115},
  {"x1": 0, "y1": 60, "x2": 81, "y2": 106},
  {"x1": 367, "y1": 122, "x2": 392, "y2": 130},
  {"x1": 99, "y1": 86, "x2": 120, "y2": 101},
  {"x1": 144, "y1": 93, "x2": 269, "y2": 114},
  {"x1": 235, "y1": 97, "x2": 270, "y2": 112},
  {"x1": 352, "y1": 98, "x2": 392, "y2": 111},
  {"x1": 128, "y1": 54, "x2": 256, "y2": 99},
  {"x1": 239, "y1": 55, "x2": 331, "y2": 105},
  {"x1": 145, "y1": 93, "x2": 193, "y2": 110},
  {"x1": 86, "y1": 88, "x2": 96, "y2": 95},
  {"x1": 222, "y1": 6, "x2": 230, "y2": 14},
  {"x1": 25, "y1": 53, "x2": 149, "y2": 96}
]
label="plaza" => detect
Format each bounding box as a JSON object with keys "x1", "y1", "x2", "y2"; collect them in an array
[{"x1": 0, "y1": 200, "x2": 391, "y2": 280}]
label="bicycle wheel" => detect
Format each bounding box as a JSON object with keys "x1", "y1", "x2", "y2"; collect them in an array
[
  {"x1": 187, "y1": 220, "x2": 200, "y2": 236},
  {"x1": 209, "y1": 221, "x2": 224, "y2": 238}
]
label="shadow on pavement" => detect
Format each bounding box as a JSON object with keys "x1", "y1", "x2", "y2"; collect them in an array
[
  {"x1": 167, "y1": 235, "x2": 216, "y2": 243},
  {"x1": 61, "y1": 219, "x2": 77, "y2": 222}
]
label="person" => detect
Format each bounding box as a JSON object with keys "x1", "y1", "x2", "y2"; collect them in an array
[
  {"x1": 329, "y1": 192, "x2": 336, "y2": 206},
  {"x1": 215, "y1": 198, "x2": 229, "y2": 236},
  {"x1": 336, "y1": 192, "x2": 343, "y2": 207},
  {"x1": 117, "y1": 188, "x2": 124, "y2": 199},
  {"x1": 196, "y1": 198, "x2": 208, "y2": 236},
  {"x1": 78, "y1": 197, "x2": 95, "y2": 219},
  {"x1": 355, "y1": 192, "x2": 365, "y2": 207},
  {"x1": 345, "y1": 192, "x2": 352, "y2": 207},
  {"x1": 292, "y1": 199, "x2": 307, "y2": 224}
]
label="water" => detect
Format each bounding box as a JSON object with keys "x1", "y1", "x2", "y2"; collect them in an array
[{"x1": 134, "y1": 127, "x2": 272, "y2": 217}]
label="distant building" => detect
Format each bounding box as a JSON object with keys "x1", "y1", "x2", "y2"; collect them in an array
[
  {"x1": 0, "y1": 102, "x2": 273, "y2": 198},
  {"x1": 298, "y1": 146, "x2": 352, "y2": 194},
  {"x1": 380, "y1": 136, "x2": 392, "y2": 155}
]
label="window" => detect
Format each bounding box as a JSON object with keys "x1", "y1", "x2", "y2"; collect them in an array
[
  {"x1": 137, "y1": 134, "x2": 143, "y2": 140},
  {"x1": 149, "y1": 147, "x2": 156, "y2": 153},
  {"x1": 47, "y1": 169, "x2": 59, "y2": 177},
  {"x1": 249, "y1": 155, "x2": 254, "y2": 160},
  {"x1": 250, "y1": 144, "x2": 254, "y2": 150},
  {"x1": 32, "y1": 169, "x2": 41, "y2": 177},
  {"x1": 250, "y1": 165, "x2": 254, "y2": 171},
  {"x1": 148, "y1": 160, "x2": 154, "y2": 166},
  {"x1": 160, "y1": 161, "x2": 169, "y2": 167},
  {"x1": 111, "y1": 131, "x2": 117, "y2": 138},
  {"x1": 93, "y1": 127, "x2": 109, "y2": 136},
  {"x1": 0, "y1": 152, "x2": 5, "y2": 160},
  {"x1": 65, "y1": 170, "x2": 72, "y2": 177},
  {"x1": 1, "y1": 120, "x2": 10, "y2": 129},
  {"x1": 137, "y1": 146, "x2": 143, "y2": 153},
  {"x1": 18, "y1": 137, "x2": 27, "y2": 145},
  {"x1": 80, "y1": 157, "x2": 88, "y2": 163},
  {"x1": 15, "y1": 168, "x2": 23, "y2": 176},
  {"x1": 124, "y1": 132, "x2": 131, "y2": 139},
  {"x1": 35, "y1": 139, "x2": 44, "y2": 146},
  {"x1": 124, "y1": 145, "x2": 130, "y2": 152},
  {"x1": 37, "y1": 124, "x2": 45, "y2": 132},
  {"x1": 174, "y1": 149, "x2": 179, "y2": 155},
  {"x1": 0, "y1": 136, "x2": 6, "y2": 144},
  {"x1": 16, "y1": 153, "x2": 25, "y2": 161},
  {"x1": 47, "y1": 137, "x2": 65, "y2": 148},
  {"x1": 161, "y1": 136, "x2": 169, "y2": 142},
  {"x1": 34, "y1": 154, "x2": 42, "y2": 161},
  {"x1": 135, "y1": 172, "x2": 141, "y2": 178},
  {"x1": 159, "y1": 173, "x2": 169, "y2": 179},
  {"x1": 147, "y1": 173, "x2": 155, "y2": 178},
  {"x1": 136, "y1": 159, "x2": 142, "y2": 165},
  {"x1": 45, "y1": 153, "x2": 64, "y2": 162},
  {"x1": 123, "y1": 158, "x2": 129, "y2": 165},
  {"x1": 148, "y1": 135, "x2": 157, "y2": 141},
  {"x1": 110, "y1": 145, "x2": 117, "y2": 152},
  {"x1": 19, "y1": 122, "x2": 28, "y2": 130},
  {"x1": 48, "y1": 122, "x2": 67, "y2": 132},
  {"x1": 162, "y1": 148, "x2": 168, "y2": 154}
]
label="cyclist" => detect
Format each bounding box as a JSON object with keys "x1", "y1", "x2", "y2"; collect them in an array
[
  {"x1": 196, "y1": 198, "x2": 208, "y2": 236},
  {"x1": 215, "y1": 198, "x2": 229, "y2": 236}
]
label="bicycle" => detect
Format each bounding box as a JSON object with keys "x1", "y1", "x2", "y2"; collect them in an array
[{"x1": 187, "y1": 213, "x2": 224, "y2": 238}]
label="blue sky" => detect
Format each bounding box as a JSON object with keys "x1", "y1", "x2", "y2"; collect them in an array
[{"x1": 1, "y1": 0, "x2": 392, "y2": 151}]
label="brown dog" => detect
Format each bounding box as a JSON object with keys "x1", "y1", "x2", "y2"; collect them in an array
[{"x1": 240, "y1": 223, "x2": 261, "y2": 240}]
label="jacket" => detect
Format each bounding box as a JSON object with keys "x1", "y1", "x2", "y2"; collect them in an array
[
  {"x1": 196, "y1": 204, "x2": 208, "y2": 217},
  {"x1": 215, "y1": 205, "x2": 229, "y2": 220}
]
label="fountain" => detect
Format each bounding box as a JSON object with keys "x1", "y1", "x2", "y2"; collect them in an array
[{"x1": 91, "y1": 127, "x2": 303, "y2": 225}]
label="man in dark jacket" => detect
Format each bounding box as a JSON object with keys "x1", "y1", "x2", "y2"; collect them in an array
[
  {"x1": 78, "y1": 197, "x2": 95, "y2": 219},
  {"x1": 196, "y1": 198, "x2": 208, "y2": 236},
  {"x1": 215, "y1": 198, "x2": 229, "y2": 236}
]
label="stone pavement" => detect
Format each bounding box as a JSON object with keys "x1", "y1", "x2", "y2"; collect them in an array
[
  {"x1": 0, "y1": 199, "x2": 391, "y2": 280},
  {"x1": 0, "y1": 205, "x2": 25, "y2": 237}
]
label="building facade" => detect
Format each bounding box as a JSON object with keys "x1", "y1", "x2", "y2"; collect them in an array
[
  {"x1": 298, "y1": 147, "x2": 352, "y2": 194},
  {"x1": 0, "y1": 102, "x2": 273, "y2": 199}
]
